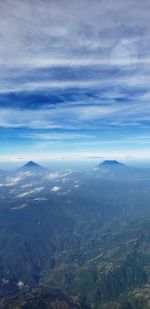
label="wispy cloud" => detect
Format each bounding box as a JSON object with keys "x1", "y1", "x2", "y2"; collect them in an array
[
  {"x1": 17, "y1": 187, "x2": 44, "y2": 198},
  {"x1": 11, "y1": 204, "x2": 27, "y2": 211},
  {"x1": 0, "y1": 101, "x2": 150, "y2": 129},
  {"x1": 1, "y1": 0, "x2": 150, "y2": 162}
]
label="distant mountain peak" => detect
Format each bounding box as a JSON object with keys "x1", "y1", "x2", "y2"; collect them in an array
[
  {"x1": 101, "y1": 160, "x2": 123, "y2": 166},
  {"x1": 20, "y1": 161, "x2": 46, "y2": 171},
  {"x1": 24, "y1": 161, "x2": 40, "y2": 167},
  {"x1": 97, "y1": 160, "x2": 126, "y2": 168}
]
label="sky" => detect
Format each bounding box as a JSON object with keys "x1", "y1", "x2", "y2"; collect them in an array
[{"x1": 1, "y1": 0, "x2": 150, "y2": 167}]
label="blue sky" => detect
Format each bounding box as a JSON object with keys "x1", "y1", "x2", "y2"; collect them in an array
[{"x1": 1, "y1": 0, "x2": 150, "y2": 166}]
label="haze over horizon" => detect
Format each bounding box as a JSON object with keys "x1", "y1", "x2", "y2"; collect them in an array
[{"x1": 1, "y1": 0, "x2": 150, "y2": 166}]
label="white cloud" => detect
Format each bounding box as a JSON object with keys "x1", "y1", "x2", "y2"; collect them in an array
[
  {"x1": 34, "y1": 197, "x2": 47, "y2": 201},
  {"x1": 0, "y1": 0, "x2": 149, "y2": 69},
  {"x1": 2, "y1": 175, "x2": 23, "y2": 186},
  {"x1": 46, "y1": 171, "x2": 72, "y2": 181},
  {"x1": 21, "y1": 183, "x2": 32, "y2": 188},
  {"x1": 0, "y1": 171, "x2": 36, "y2": 187},
  {"x1": 50, "y1": 186, "x2": 61, "y2": 192},
  {"x1": 19, "y1": 171, "x2": 35, "y2": 177},
  {"x1": 0, "y1": 0, "x2": 150, "y2": 164},
  {"x1": 0, "y1": 0, "x2": 150, "y2": 94},
  {"x1": 17, "y1": 186, "x2": 44, "y2": 198},
  {"x1": 26, "y1": 133, "x2": 92, "y2": 140},
  {"x1": 11, "y1": 204, "x2": 27, "y2": 210},
  {"x1": 74, "y1": 184, "x2": 79, "y2": 188},
  {"x1": 0, "y1": 103, "x2": 140, "y2": 129}
]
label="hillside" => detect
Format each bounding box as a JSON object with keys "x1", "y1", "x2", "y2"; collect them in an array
[{"x1": 0, "y1": 163, "x2": 149, "y2": 308}]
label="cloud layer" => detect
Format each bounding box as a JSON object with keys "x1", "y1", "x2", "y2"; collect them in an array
[{"x1": 0, "y1": 0, "x2": 150, "y2": 163}]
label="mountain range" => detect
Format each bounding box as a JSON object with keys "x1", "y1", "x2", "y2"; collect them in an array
[
  {"x1": 0, "y1": 160, "x2": 149, "y2": 308},
  {"x1": 0, "y1": 159, "x2": 143, "y2": 174}
]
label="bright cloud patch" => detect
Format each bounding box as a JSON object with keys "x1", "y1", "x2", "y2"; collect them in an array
[
  {"x1": 46, "y1": 171, "x2": 72, "y2": 181},
  {"x1": 34, "y1": 197, "x2": 47, "y2": 201},
  {"x1": 50, "y1": 186, "x2": 61, "y2": 192}
]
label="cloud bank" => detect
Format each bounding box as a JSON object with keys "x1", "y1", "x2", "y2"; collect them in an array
[{"x1": 0, "y1": 0, "x2": 150, "y2": 163}]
